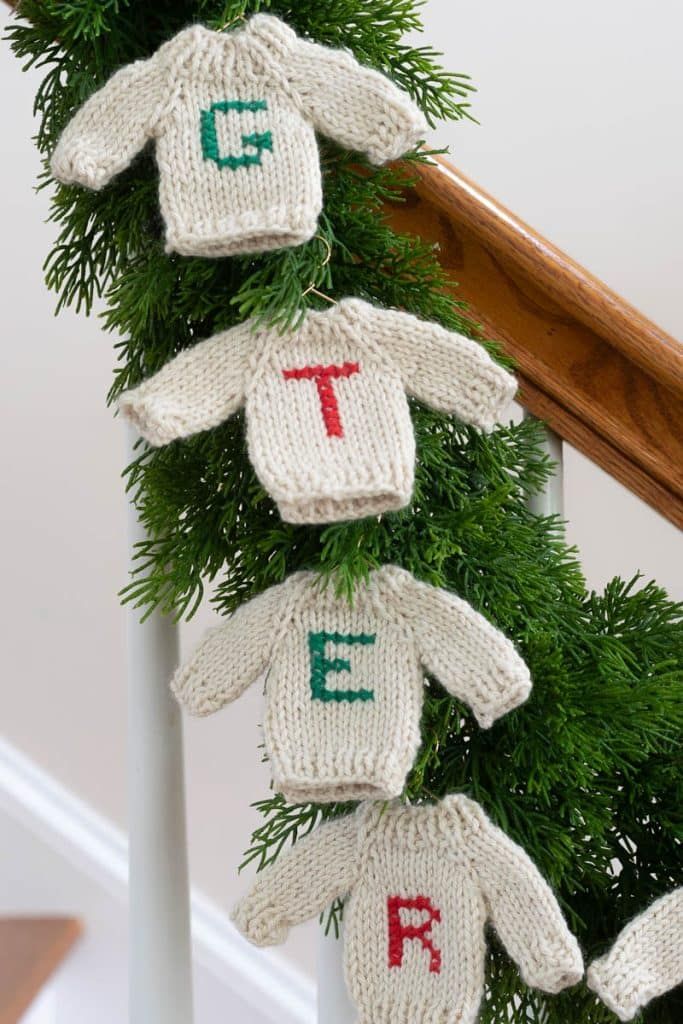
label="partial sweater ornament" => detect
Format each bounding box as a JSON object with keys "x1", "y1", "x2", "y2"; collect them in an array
[
  {"x1": 119, "y1": 299, "x2": 516, "y2": 524},
  {"x1": 170, "y1": 566, "x2": 531, "y2": 803},
  {"x1": 587, "y1": 888, "x2": 683, "y2": 1021},
  {"x1": 232, "y1": 795, "x2": 584, "y2": 1024},
  {"x1": 50, "y1": 14, "x2": 427, "y2": 257}
]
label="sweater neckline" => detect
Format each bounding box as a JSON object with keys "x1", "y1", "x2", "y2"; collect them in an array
[
  {"x1": 382, "y1": 794, "x2": 466, "y2": 819},
  {"x1": 195, "y1": 20, "x2": 255, "y2": 47},
  {"x1": 369, "y1": 794, "x2": 471, "y2": 825},
  {"x1": 194, "y1": 14, "x2": 287, "y2": 50},
  {"x1": 292, "y1": 564, "x2": 405, "y2": 611},
  {"x1": 302, "y1": 298, "x2": 355, "y2": 322}
]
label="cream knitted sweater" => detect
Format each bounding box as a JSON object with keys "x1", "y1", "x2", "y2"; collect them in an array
[
  {"x1": 50, "y1": 15, "x2": 427, "y2": 257},
  {"x1": 119, "y1": 299, "x2": 516, "y2": 524},
  {"x1": 587, "y1": 888, "x2": 682, "y2": 1021},
  {"x1": 233, "y1": 796, "x2": 584, "y2": 1024},
  {"x1": 171, "y1": 566, "x2": 530, "y2": 803}
]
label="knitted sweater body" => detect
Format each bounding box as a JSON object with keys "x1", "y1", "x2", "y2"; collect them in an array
[
  {"x1": 232, "y1": 796, "x2": 584, "y2": 1024},
  {"x1": 120, "y1": 299, "x2": 516, "y2": 524},
  {"x1": 587, "y1": 888, "x2": 682, "y2": 1021},
  {"x1": 171, "y1": 567, "x2": 531, "y2": 803},
  {"x1": 50, "y1": 15, "x2": 427, "y2": 257}
]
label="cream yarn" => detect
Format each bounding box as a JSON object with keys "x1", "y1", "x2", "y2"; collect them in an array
[
  {"x1": 171, "y1": 566, "x2": 531, "y2": 803},
  {"x1": 50, "y1": 14, "x2": 427, "y2": 257},
  {"x1": 232, "y1": 795, "x2": 584, "y2": 1024},
  {"x1": 119, "y1": 299, "x2": 517, "y2": 524},
  {"x1": 587, "y1": 888, "x2": 682, "y2": 1021}
]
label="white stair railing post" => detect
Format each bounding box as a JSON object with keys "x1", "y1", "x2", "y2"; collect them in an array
[
  {"x1": 125, "y1": 426, "x2": 194, "y2": 1024},
  {"x1": 525, "y1": 417, "x2": 564, "y2": 518},
  {"x1": 316, "y1": 417, "x2": 563, "y2": 1023}
]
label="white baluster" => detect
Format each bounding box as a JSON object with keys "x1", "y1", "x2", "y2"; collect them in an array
[
  {"x1": 525, "y1": 418, "x2": 564, "y2": 517},
  {"x1": 126, "y1": 426, "x2": 194, "y2": 1024}
]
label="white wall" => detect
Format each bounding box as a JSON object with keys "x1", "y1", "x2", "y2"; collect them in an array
[{"x1": 1, "y1": 0, "x2": 681, "y2": 985}]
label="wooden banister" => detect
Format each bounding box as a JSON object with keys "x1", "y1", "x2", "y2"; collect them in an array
[
  {"x1": 0, "y1": 917, "x2": 82, "y2": 1024},
  {"x1": 386, "y1": 157, "x2": 683, "y2": 527}
]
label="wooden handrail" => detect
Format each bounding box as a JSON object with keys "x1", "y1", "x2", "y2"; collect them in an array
[
  {"x1": 386, "y1": 157, "x2": 683, "y2": 527},
  {"x1": 4, "y1": 0, "x2": 681, "y2": 524}
]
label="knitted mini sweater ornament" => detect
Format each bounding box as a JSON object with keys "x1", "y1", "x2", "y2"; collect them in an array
[
  {"x1": 587, "y1": 888, "x2": 682, "y2": 1021},
  {"x1": 171, "y1": 566, "x2": 531, "y2": 804},
  {"x1": 232, "y1": 795, "x2": 584, "y2": 1024},
  {"x1": 50, "y1": 15, "x2": 427, "y2": 257},
  {"x1": 119, "y1": 299, "x2": 516, "y2": 524}
]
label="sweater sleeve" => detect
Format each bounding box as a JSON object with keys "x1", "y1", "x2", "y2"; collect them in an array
[
  {"x1": 360, "y1": 303, "x2": 517, "y2": 431},
  {"x1": 458, "y1": 796, "x2": 583, "y2": 994},
  {"x1": 171, "y1": 576, "x2": 305, "y2": 716},
  {"x1": 285, "y1": 36, "x2": 427, "y2": 164},
  {"x1": 50, "y1": 42, "x2": 174, "y2": 191},
  {"x1": 118, "y1": 321, "x2": 257, "y2": 446},
  {"x1": 587, "y1": 888, "x2": 683, "y2": 1022},
  {"x1": 395, "y1": 570, "x2": 531, "y2": 728},
  {"x1": 232, "y1": 814, "x2": 360, "y2": 946}
]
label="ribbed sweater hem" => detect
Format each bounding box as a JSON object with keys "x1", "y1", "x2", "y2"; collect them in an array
[
  {"x1": 273, "y1": 753, "x2": 409, "y2": 803},
  {"x1": 355, "y1": 1002, "x2": 477, "y2": 1024},
  {"x1": 165, "y1": 206, "x2": 320, "y2": 257},
  {"x1": 276, "y1": 483, "x2": 413, "y2": 524}
]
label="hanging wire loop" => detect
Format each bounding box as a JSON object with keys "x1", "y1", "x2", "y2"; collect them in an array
[{"x1": 302, "y1": 235, "x2": 335, "y2": 304}]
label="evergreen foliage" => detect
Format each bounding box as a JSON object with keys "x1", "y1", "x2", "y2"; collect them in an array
[{"x1": 8, "y1": 1, "x2": 681, "y2": 1020}]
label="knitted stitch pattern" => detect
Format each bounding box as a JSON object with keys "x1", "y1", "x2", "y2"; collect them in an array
[
  {"x1": 50, "y1": 15, "x2": 427, "y2": 257},
  {"x1": 587, "y1": 888, "x2": 683, "y2": 1021},
  {"x1": 170, "y1": 566, "x2": 531, "y2": 803},
  {"x1": 232, "y1": 795, "x2": 584, "y2": 1024},
  {"x1": 119, "y1": 299, "x2": 517, "y2": 524}
]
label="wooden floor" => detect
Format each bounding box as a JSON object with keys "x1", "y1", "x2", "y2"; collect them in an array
[{"x1": 0, "y1": 918, "x2": 82, "y2": 1024}]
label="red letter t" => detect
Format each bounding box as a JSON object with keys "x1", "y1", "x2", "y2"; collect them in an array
[{"x1": 282, "y1": 362, "x2": 360, "y2": 437}]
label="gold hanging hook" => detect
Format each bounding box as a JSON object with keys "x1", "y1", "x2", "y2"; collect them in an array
[
  {"x1": 302, "y1": 235, "x2": 336, "y2": 304},
  {"x1": 220, "y1": 12, "x2": 246, "y2": 31}
]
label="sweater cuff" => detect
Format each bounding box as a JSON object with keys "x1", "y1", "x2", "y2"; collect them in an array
[
  {"x1": 118, "y1": 390, "x2": 183, "y2": 447},
  {"x1": 365, "y1": 110, "x2": 428, "y2": 165},
  {"x1": 525, "y1": 950, "x2": 584, "y2": 994},
  {"x1": 473, "y1": 672, "x2": 532, "y2": 730},
  {"x1": 587, "y1": 960, "x2": 641, "y2": 1022},
  {"x1": 170, "y1": 666, "x2": 224, "y2": 718},
  {"x1": 231, "y1": 899, "x2": 289, "y2": 948},
  {"x1": 50, "y1": 145, "x2": 111, "y2": 191},
  {"x1": 467, "y1": 367, "x2": 518, "y2": 433}
]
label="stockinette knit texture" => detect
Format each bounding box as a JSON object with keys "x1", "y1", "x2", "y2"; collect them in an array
[
  {"x1": 171, "y1": 566, "x2": 531, "y2": 803},
  {"x1": 587, "y1": 888, "x2": 682, "y2": 1021},
  {"x1": 232, "y1": 795, "x2": 584, "y2": 1024},
  {"x1": 119, "y1": 298, "x2": 517, "y2": 525},
  {"x1": 50, "y1": 14, "x2": 427, "y2": 257}
]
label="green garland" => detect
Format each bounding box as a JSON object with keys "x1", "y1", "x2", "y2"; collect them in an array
[{"x1": 8, "y1": 1, "x2": 681, "y2": 1020}]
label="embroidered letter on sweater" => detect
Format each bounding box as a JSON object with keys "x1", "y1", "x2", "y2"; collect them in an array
[
  {"x1": 308, "y1": 631, "x2": 376, "y2": 702},
  {"x1": 50, "y1": 14, "x2": 427, "y2": 257},
  {"x1": 232, "y1": 796, "x2": 584, "y2": 1024},
  {"x1": 388, "y1": 896, "x2": 442, "y2": 973},
  {"x1": 119, "y1": 299, "x2": 517, "y2": 525},
  {"x1": 283, "y1": 362, "x2": 360, "y2": 437},
  {"x1": 169, "y1": 566, "x2": 531, "y2": 804},
  {"x1": 200, "y1": 99, "x2": 272, "y2": 170},
  {"x1": 587, "y1": 888, "x2": 682, "y2": 1021}
]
